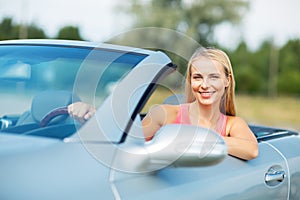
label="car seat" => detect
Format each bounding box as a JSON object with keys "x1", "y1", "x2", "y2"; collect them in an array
[
  {"x1": 2, "y1": 90, "x2": 81, "y2": 134},
  {"x1": 162, "y1": 94, "x2": 186, "y2": 105}
]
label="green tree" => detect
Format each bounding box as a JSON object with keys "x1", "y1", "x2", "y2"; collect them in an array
[
  {"x1": 18, "y1": 24, "x2": 47, "y2": 39},
  {"x1": 229, "y1": 41, "x2": 264, "y2": 94},
  {"x1": 122, "y1": 0, "x2": 249, "y2": 46},
  {"x1": 252, "y1": 40, "x2": 276, "y2": 95},
  {"x1": 56, "y1": 26, "x2": 84, "y2": 40},
  {"x1": 111, "y1": 0, "x2": 249, "y2": 77},
  {"x1": 277, "y1": 39, "x2": 300, "y2": 95},
  {"x1": 0, "y1": 17, "x2": 18, "y2": 40},
  {"x1": 0, "y1": 17, "x2": 47, "y2": 40},
  {"x1": 230, "y1": 38, "x2": 300, "y2": 96},
  {"x1": 278, "y1": 39, "x2": 300, "y2": 73}
]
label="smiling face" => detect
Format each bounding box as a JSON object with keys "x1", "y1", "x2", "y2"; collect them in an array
[
  {"x1": 185, "y1": 48, "x2": 236, "y2": 116},
  {"x1": 190, "y1": 57, "x2": 229, "y2": 106}
]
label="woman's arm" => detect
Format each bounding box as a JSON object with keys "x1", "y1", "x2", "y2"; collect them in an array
[
  {"x1": 142, "y1": 105, "x2": 177, "y2": 141},
  {"x1": 224, "y1": 117, "x2": 259, "y2": 160},
  {"x1": 142, "y1": 105, "x2": 166, "y2": 141}
]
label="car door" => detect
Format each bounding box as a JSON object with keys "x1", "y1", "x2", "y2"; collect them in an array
[
  {"x1": 111, "y1": 140, "x2": 289, "y2": 200},
  {"x1": 266, "y1": 133, "x2": 300, "y2": 199}
]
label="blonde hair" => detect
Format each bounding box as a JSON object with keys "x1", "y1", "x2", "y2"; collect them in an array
[{"x1": 185, "y1": 47, "x2": 236, "y2": 116}]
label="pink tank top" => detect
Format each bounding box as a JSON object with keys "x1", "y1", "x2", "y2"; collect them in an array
[{"x1": 173, "y1": 104, "x2": 227, "y2": 136}]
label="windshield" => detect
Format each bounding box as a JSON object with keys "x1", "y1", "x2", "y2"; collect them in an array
[{"x1": 0, "y1": 44, "x2": 148, "y2": 117}]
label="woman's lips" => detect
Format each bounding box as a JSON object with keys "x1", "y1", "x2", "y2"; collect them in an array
[{"x1": 199, "y1": 91, "x2": 215, "y2": 98}]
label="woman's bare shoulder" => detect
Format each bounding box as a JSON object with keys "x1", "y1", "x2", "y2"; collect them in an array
[
  {"x1": 226, "y1": 115, "x2": 253, "y2": 136},
  {"x1": 227, "y1": 116, "x2": 248, "y2": 126}
]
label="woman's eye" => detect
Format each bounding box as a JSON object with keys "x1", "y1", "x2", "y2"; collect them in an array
[
  {"x1": 192, "y1": 75, "x2": 202, "y2": 80},
  {"x1": 210, "y1": 75, "x2": 220, "y2": 79}
]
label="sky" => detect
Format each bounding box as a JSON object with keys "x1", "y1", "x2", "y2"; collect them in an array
[
  {"x1": 214, "y1": 0, "x2": 300, "y2": 50},
  {"x1": 0, "y1": 0, "x2": 300, "y2": 50}
]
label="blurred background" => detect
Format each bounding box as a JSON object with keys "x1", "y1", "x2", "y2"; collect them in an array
[{"x1": 0, "y1": 0, "x2": 299, "y2": 131}]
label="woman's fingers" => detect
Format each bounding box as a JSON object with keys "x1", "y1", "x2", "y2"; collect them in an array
[{"x1": 68, "y1": 102, "x2": 96, "y2": 123}]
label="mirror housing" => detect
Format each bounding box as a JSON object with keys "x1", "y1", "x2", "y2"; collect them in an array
[
  {"x1": 113, "y1": 124, "x2": 227, "y2": 173},
  {"x1": 0, "y1": 61, "x2": 31, "y2": 81}
]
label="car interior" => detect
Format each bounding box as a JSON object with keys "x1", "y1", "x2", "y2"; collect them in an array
[
  {"x1": 0, "y1": 90, "x2": 297, "y2": 142},
  {"x1": 0, "y1": 90, "x2": 81, "y2": 139}
]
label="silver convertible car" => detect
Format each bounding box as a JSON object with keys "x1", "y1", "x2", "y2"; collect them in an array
[{"x1": 0, "y1": 39, "x2": 299, "y2": 200}]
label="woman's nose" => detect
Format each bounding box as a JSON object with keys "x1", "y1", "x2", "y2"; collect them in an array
[{"x1": 201, "y1": 78, "x2": 209, "y2": 88}]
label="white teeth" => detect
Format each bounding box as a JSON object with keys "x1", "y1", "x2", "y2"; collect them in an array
[
  {"x1": 198, "y1": 91, "x2": 215, "y2": 98},
  {"x1": 199, "y1": 92, "x2": 213, "y2": 94}
]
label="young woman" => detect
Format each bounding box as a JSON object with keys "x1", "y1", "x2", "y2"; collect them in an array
[
  {"x1": 142, "y1": 47, "x2": 258, "y2": 160},
  {"x1": 68, "y1": 47, "x2": 258, "y2": 160}
]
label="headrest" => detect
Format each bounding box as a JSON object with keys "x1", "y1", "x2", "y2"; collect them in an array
[
  {"x1": 31, "y1": 90, "x2": 81, "y2": 123},
  {"x1": 163, "y1": 94, "x2": 186, "y2": 105}
]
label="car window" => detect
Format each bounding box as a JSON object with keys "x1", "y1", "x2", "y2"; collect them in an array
[
  {"x1": 141, "y1": 71, "x2": 185, "y2": 113},
  {"x1": 0, "y1": 44, "x2": 147, "y2": 116}
]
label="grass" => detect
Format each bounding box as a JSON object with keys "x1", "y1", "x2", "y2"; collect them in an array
[
  {"x1": 236, "y1": 95, "x2": 300, "y2": 132},
  {"x1": 143, "y1": 89, "x2": 300, "y2": 132}
]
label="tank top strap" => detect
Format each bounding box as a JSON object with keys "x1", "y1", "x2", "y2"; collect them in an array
[
  {"x1": 172, "y1": 104, "x2": 191, "y2": 125},
  {"x1": 215, "y1": 113, "x2": 227, "y2": 136}
]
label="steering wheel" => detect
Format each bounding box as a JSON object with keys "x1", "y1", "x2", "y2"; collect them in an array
[{"x1": 40, "y1": 107, "x2": 69, "y2": 127}]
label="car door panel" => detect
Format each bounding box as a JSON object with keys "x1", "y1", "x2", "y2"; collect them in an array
[
  {"x1": 113, "y1": 142, "x2": 288, "y2": 200},
  {"x1": 0, "y1": 136, "x2": 115, "y2": 200},
  {"x1": 267, "y1": 136, "x2": 300, "y2": 199}
]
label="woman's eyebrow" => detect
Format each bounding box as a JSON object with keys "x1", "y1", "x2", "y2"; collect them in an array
[
  {"x1": 191, "y1": 72, "x2": 202, "y2": 76},
  {"x1": 192, "y1": 72, "x2": 221, "y2": 76},
  {"x1": 209, "y1": 72, "x2": 222, "y2": 76}
]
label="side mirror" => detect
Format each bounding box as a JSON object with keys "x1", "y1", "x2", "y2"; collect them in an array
[{"x1": 113, "y1": 124, "x2": 227, "y2": 173}]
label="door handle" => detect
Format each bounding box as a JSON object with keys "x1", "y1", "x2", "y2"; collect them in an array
[{"x1": 265, "y1": 167, "x2": 285, "y2": 183}]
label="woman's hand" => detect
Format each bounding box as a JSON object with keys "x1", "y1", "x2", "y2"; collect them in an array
[{"x1": 68, "y1": 102, "x2": 96, "y2": 123}]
